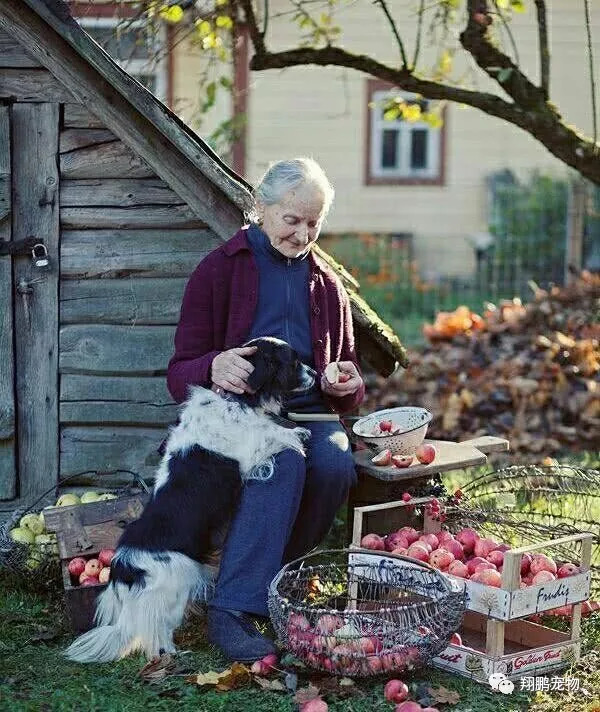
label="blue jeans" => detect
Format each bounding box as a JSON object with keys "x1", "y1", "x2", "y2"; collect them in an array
[{"x1": 210, "y1": 421, "x2": 356, "y2": 616}]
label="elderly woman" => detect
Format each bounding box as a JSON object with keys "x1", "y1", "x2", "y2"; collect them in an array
[{"x1": 167, "y1": 158, "x2": 365, "y2": 661}]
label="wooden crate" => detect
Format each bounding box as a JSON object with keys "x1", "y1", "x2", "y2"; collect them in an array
[
  {"x1": 433, "y1": 610, "x2": 580, "y2": 682},
  {"x1": 43, "y1": 494, "x2": 148, "y2": 632},
  {"x1": 351, "y1": 496, "x2": 593, "y2": 621}
]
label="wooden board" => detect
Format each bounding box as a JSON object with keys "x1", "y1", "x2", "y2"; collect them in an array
[
  {"x1": 12, "y1": 103, "x2": 60, "y2": 501},
  {"x1": 60, "y1": 277, "x2": 186, "y2": 325},
  {"x1": 63, "y1": 103, "x2": 105, "y2": 129},
  {"x1": 60, "y1": 374, "x2": 178, "y2": 426},
  {"x1": 59, "y1": 140, "x2": 155, "y2": 179},
  {"x1": 60, "y1": 178, "x2": 187, "y2": 207},
  {"x1": 0, "y1": 30, "x2": 41, "y2": 67},
  {"x1": 59, "y1": 324, "x2": 175, "y2": 375},
  {"x1": 60, "y1": 205, "x2": 207, "y2": 230},
  {"x1": 0, "y1": 69, "x2": 72, "y2": 101},
  {"x1": 60, "y1": 426, "x2": 164, "y2": 485},
  {"x1": 60, "y1": 229, "x2": 219, "y2": 279},
  {"x1": 59, "y1": 129, "x2": 117, "y2": 154},
  {"x1": 353, "y1": 437, "x2": 508, "y2": 481},
  {"x1": 0, "y1": 106, "x2": 15, "y2": 499}
]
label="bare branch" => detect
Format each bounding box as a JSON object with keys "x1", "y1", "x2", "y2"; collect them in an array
[
  {"x1": 491, "y1": 0, "x2": 520, "y2": 68},
  {"x1": 235, "y1": 0, "x2": 266, "y2": 56},
  {"x1": 412, "y1": 0, "x2": 425, "y2": 70},
  {"x1": 534, "y1": 0, "x2": 550, "y2": 98},
  {"x1": 373, "y1": 0, "x2": 408, "y2": 69},
  {"x1": 263, "y1": 0, "x2": 269, "y2": 38},
  {"x1": 583, "y1": 0, "x2": 598, "y2": 148}
]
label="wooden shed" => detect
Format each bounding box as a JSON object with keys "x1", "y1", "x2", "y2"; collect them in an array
[{"x1": 0, "y1": 0, "x2": 406, "y2": 513}]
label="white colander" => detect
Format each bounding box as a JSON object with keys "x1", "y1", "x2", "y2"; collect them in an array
[{"x1": 352, "y1": 407, "x2": 433, "y2": 455}]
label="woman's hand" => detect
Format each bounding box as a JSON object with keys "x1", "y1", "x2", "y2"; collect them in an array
[
  {"x1": 211, "y1": 346, "x2": 257, "y2": 394},
  {"x1": 320, "y1": 361, "x2": 363, "y2": 397}
]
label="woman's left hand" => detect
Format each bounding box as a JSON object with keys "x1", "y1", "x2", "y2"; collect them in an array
[{"x1": 320, "y1": 361, "x2": 363, "y2": 397}]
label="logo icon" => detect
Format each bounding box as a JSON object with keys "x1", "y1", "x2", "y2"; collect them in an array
[{"x1": 488, "y1": 673, "x2": 515, "y2": 694}]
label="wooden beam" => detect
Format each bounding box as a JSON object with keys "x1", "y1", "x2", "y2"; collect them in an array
[
  {"x1": 59, "y1": 141, "x2": 154, "y2": 179},
  {"x1": 60, "y1": 205, "x2": 206, "y2": 230},
  {"x1": 0, "y1": 106, "x2": 16, "y2": 499},
  {"x1": 0, "y1": 68, "x2": 72, "y2": 101},
  {"x1": 12, "y1": 102, "x2": 60, "y2": 501},
  {"x1": 60, "y1": 178, "x2": 186, "y2": 207},
  {"x1": 0, "y1": 29, "x2": 41, "y2": 67},
  {"x1": 60, "y1": 229, "x2": 220, "y2": 279},
  {"x1": 0, "y1": 1, "x2": 247, "y2": 239}
]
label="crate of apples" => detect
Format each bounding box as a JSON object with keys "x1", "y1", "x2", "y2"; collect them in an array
[{"x1": 67, "y1": 549, "x2": 114, "y2": 587}]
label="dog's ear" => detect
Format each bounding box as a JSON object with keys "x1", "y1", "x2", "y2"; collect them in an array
[{"x1": 246, "y1": 357, "x2": 270, "y2": 392}]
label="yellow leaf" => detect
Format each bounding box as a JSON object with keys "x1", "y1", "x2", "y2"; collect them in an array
[
  {"x1": 320, "y1": 13, "x2": 331, "y2": 25},
  {"x1": 216, "y1": 0, "x2": 228, "y2": 5},
  {"x1": 402, "y1": 103, "x2": 422, "y2": 122},
  {"x1": 194, "y1": 670, "x2": 223, "y2": 686},
  {"x1": 216, "y1": 15, "x2": 233, "y2": 29},
  {"x1": 158, "y1": 4, "x2": 184, "y2": 23},
  {"x1": 439, "y1": 50, "x2": 452, "y2": 75},
  {"x1": 196, "y1": 19, "x2": 212, "y2": 37}
]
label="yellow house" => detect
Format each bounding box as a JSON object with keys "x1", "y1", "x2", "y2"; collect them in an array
[{"x1": 69, "y1": 1, "x2": 599, "y2": 278}]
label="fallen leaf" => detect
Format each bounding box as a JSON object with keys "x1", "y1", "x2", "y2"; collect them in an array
[
  {"x1": 294, "y1": 683, "x2": 321, "y2": 705},
  {"x1": 339, "y1": 677, "x2": 355, "y2": 686},
  {"x1": 284, "y1": 672, "x2": 298, "y2": 692},
  {"x1": 254, "y1": 676, "x2": 286, "y2": 691},
  {"x1": 138, "y1": 653, "x2": 177, "y2": 682},
  {"x1": 192, "y1": 670, "x2": 224, "y2": 686},
  {"x1": 215, "y1": 662, "x2": 251, "y2": 691},
  {"x1": 29, "y1": 628, "x2": 60, "y2": 643},
  {"x1": 428, "y1": 685, "x2": 461, "y2": 704}
]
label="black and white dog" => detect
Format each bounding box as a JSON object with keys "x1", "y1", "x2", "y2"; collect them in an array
[{"x1": 65, "y1": 337, "x2": 313, "y2": 663}]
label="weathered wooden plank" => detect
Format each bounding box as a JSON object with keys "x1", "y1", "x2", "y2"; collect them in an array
[
  {"x1": 60, "y1": 141, "x2": 155, "y2": 179},
  {"x1": 12, "y1": 102, "x2": 60, "y2": 501},
  {"x1": 59, "y1": 129, "x2": 117, "y2": 154},
  {"x1": 63, "y1": 103, "x2": 105, "y2": 129},
  {"x1": 0, "y1": 30, "x2": 41, "y2": 67},
  {"x1": 60, "y1": 205, "x2": 206, "y2": 230},
  {"x1": 60, "y1": 374, "x2": 178, "y2": 425},
  {"x1": 60, "y1": 229, "x2": 218, "y2": 279},
  {"x1": 0, "y1": 106, "x2": 15, "y2": 499},
  {"x1": 0, "y1": 2, "x2": 248, "y2": 239},
  {"x1": 60, "y1": 277, "x2": 186, "y2": 325},
  {"x1": 60, "y1": 324, "x2": 175, "y2": 375},
  {"x1": 0, "y1": 69, "x2": 72, "y2": 102},
  {"x1": 60, "y1": 426, "x2": 164, "y2": 484},
  {"x1": 60, "y1": 179, "x2": 187, "y2": 207}
]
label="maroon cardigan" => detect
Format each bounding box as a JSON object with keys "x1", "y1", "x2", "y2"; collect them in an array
[{"x1": 167, "y1": 227, "x2": 365, "y2": 414}]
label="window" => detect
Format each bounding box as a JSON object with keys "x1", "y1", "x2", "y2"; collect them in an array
[
  {"x1": 366, "y1": 81, "x2": 445, "y2": 185},
  {"x1": 79, "y1": 18, "x2": 168, "y2": 101}
]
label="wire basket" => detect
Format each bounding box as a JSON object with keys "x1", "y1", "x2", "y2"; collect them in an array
[
  {"x1": 268, "y1": 548, "x2": 466, "y2": 677},
  {"x1": 0, "y1": 471, "x2": 150, "y2": 585},
  {"x1": 352, "y1": 407, "x2": 432, "y2": 455}
]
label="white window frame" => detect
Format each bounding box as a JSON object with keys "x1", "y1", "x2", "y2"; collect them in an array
[
  {"x1": 370, "y1": 89, "x2": 441, "y2": 181},
  {"x1": 79, "y1": 16, "x2": 168, "y2": 102}
]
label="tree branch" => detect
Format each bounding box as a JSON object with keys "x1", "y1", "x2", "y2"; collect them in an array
[
  {"x1": 412, "y1": 0, "x2": 425, "y2": 70},
  {"x1": 236, "y1": 0, "x2": 266, "y2": 56},
  {"x1": 583, "y1": 0, "x2": 598, "y2": 148},
  {"x1": 374, "y1": 0, "x2": 408, "y2": 69},
  {"x1": 534, "y1": 0, "x2": 550, "y2": 98}
]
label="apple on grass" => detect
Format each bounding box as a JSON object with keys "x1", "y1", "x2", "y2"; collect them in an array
[{"x1": 384, "y1": 679, "x2": 409, "y2": 703}]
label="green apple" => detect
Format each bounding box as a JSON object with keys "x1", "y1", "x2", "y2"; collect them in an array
[
  {"x1": 55, "y1": 494, "x2": 81, "y2": 507},
  {"x1": 20, "y1": 513, "x2": 45, "y2": 535},
  {"x1": 97, "y1": 493, "x2": 117, "y2": 501},
  {"x1": 80, "y1": 491, "x2": 101, "y2": 504},
  {"x1": 9, "y1": 527, "x2": 35, "y2": 545},
  {"x1": 34, "y1": 534, "x2": 58, "y2": 555}
]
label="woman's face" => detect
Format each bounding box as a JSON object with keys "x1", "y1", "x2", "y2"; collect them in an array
[{"x1": 258, "y1": 183, "x2": 326, "y2": 259}]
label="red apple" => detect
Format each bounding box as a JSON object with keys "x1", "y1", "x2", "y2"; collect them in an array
[
  {"x1": 415, "y1": 443, "x2": 436, "y2": 464},
  {"x1": 443, "y1": 539, "x2": 465, "y2": 561},
  {"x1": 477, "y1": 569, "x2": 502, "y2": 587},
  {"x1": 422, "y1": 708, "x2": 441, "y2": 712},
  {"x1": 365, "y1": 655, "x2": 382, "y2": 673},
  {"x1": 557, "y1": 563, "x2": 580, "y2": 578},
  {"x1": 371, "y1": 449, "x2": 392, "y2": 466},
  {"x1": 530, "y1": 554, "x2": 557, "y2": 576},
  {"x1": 395, "y1": 703, "x2": 423, "y2": 712},
  {"x1": 379, "y1": 419, "x2": 393, "y2": 432},
  {"x1": 391, "y1": 547, "x2": 408, "y2": 556},
  {"x1": 98, "y1": 548, "x2": 115, "y2": 567},
  {"x1": 466, "y1": 557, "x2": 488, "y2": 576},
  {"x1": 386, "y1": 532, "x2": 410, "y2": 552},
  {"x1": 81, "y1": 576, "x2": 99, "y2": 586},
  {"x1": 496, "y1": 544, "x2": 511, "y2": 552},
  {"x1": 98, "y1": 567, "x2": 110, "y2": 584},
  {"x1": 486, "y1": 550, "x2": 505, "y2": 567},
  {"x1": 79, "y1": 571, "x2": 92, "y2": 584},
  {"x1": 68, "y1": 557, "x2": 87, "y2": 578},
  {"x1": 474, "y1": 538, "x2": 498, "y2": 558},
  {"x1": 532, "y1": 570, "x2": 556, "y2": 585},
  {"x1": 300, "y1": 698, "x2": 328, "y2": 712},
  {"x1": 361, "y1": 533, "x2": 385, "y2": 551},
  {"x1": 429, "y1": 548, "x2": 454, "y2": 570},
  {"x1": 456, "y1": 528, "x2": 479, "y2": 555},
  {"x1": 384, "y1": 679, "x2": 409, "y2": 704},
  {"x1": 356, "y1": 635, "x2": 382, "y2": 654},
  {"x1": 521, "y1": 553, "x2": 532, "y2": 575},
  {"x1": 288, "y1": 612, "x2": 311, "y2": 631},
  {"x1": 84, "y1": 558, "x2": 102, "y2": 577},
  {"x1": 398, "y1": 527, "x2": 420, "y2": 545},
  {"x1": 437, "y1": 531, "x2": 455, "y2": 544},
  {"x1": 392, "y1": 455, "x2": 413, "y2": 468},
  {"x1": 407, "y1": 543, "x2": 430, "y2": 562},
  {"x1": 447, "y1": 560, "x2": 469, "y2": 578},
  {"x1": 315, "y1": 614, "x2": 344, "y2": 634},
  {"x1": 419, "y1": 533, "x2": 439, "y2": 551},
  {"x1": 474, "y1": 561, "x2": 497, "y2": 572},
  {"x1": 450, "y1": 632, "x2": 462, "y2": 645}
]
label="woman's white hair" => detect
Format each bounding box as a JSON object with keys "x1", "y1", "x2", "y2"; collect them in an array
[{"x1": 252, "y1": 158, "x2": 335, "y2": 221}]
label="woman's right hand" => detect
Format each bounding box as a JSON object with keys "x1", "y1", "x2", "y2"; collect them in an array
[{"x1": 211, "y1": 346, "x2": 258, "y2": 394}]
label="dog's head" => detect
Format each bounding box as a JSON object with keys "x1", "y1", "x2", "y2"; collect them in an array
[{"x1": 243, "y1": 337, "x2": 315, "y2": 403}]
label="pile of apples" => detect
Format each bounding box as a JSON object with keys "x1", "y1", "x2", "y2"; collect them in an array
[
  {"x1": 371, "y1": 442, "x2": 436, "y2": 469},
  {"x1": 8, "y1": 512, "x2": 58, "y2": 569},
  {"x1": 384, "y1": 679, "x2": 440, "y2": 712},
  {"x1": 285, "y1": 611, "x2": 422, "y2": 676},
  {"x1": 360, "y1": 526, "x2": 582, "y2": 589},
  {"x1": 67, "y1": 548, "x2": 114, "y2": 587}
]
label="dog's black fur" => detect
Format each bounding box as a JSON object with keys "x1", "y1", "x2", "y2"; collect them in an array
[{"x1": 64, "y1": 337, "x2": 314, "y2": 662}]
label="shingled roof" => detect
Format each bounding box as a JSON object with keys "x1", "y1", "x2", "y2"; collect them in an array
[{"x1": 1, "y1": 0, "x2": 408, "y2": 374}]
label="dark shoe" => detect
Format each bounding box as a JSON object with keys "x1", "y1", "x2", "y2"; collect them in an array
[{"x1": 207, "y1": 607, "x2": 277, "y2": 662}]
